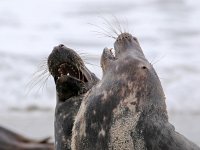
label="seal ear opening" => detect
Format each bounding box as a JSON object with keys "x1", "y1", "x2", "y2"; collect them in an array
[{"x1": 141, "y1": 66, "x2": 147, "y2": 70}]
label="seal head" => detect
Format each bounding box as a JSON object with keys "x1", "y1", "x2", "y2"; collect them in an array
[{"x1": 48, "y1": 44, "x2": 97, "y2": 101}]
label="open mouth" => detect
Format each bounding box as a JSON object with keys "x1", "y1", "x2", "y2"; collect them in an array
[
  {"x1": 110, "y1": 48, "x2": 116, "y2": 58},
  {"x1": 104, "y1": 48, "x2": 116, "y2": 60},
  {"x1": 54, "y1": 62, "x2": 88, "y2": 83}
]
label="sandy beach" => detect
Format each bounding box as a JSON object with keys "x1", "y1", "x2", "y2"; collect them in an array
[{"x1": 0, "y1": 111, "x2": 199, "y2": 146}]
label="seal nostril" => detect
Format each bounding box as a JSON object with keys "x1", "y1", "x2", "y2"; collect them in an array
[{"x1": 59, "y1": 44, "x2": 64, "y2": 48}]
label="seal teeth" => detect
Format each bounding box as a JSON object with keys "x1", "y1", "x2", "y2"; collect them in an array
[{"x1": 110, "y1": 48, "x2": 116, "y2": 57}]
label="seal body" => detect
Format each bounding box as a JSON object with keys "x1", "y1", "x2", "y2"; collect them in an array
[
  {"x1": 0, "y1": 125, "x2": 54, "y2": 150},
  {"x1": 71, "y1": 33, "x2": 200, "y2": 150},
  {"x1": 48, "y1": 44, "x2": 99, "y2": 150}
]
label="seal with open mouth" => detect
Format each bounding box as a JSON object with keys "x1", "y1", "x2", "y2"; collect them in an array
[
  {"x1": 0, "y1": 125, "x2": 54, "y2": 150},
  {"x1": 71, "y1": 33, "x2": 200, "y2": 150},
  {"x1": 48, "y1": 44, "x2": 99, "y2": 150}
]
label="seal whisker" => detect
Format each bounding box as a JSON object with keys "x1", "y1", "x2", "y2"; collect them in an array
[
  {"x1": 89, "y1": 23, "x2": 116, "y2": 39},
  {"x1": 89, "y1": 23, "x2": 111, "y2": 35},
  {"x1": 27, "y1": 69, "x2": 48, "y2": 87},
  {"x1": 77, "y1": 54, "x2": 99, "y2": 65},
  {"x1": 100, "y1": 16, "x2": 120, "y2": 37},
  {"x1": 123, "y1": 18, "x2": 130, "y2": 33},
  {"x1": 112, "y1": 15, "x2": 124, "y2": 34},
  {"x1": 84, "y1": 61, "x2": 100, "y2": 67},
  {"x1": 91, "y1": 30, "x2": 117, "y2": 39},
  {"x1": 34, "y1": 60, "x2": 49, "y2": 75},
  {"x1": 150, "y1": 54, "x2": 166, "y2": 66},
  {"x1": 76, "y1": 64, "x2": 81, "y2": 80},
  {"x1": 37, "y1": 73, "x2": 51, "y2": 93},
  {"x1": 38, "y1": 59, "x2": 48, "y2": 67},
  {"x1": 36, "y1": 73, "x2": 50, "y2": 90},
  {"x1": 77, "y1": 52, "x2": 91, "y2": 56},
  {"x1": 102, "y1": 22, "x2": 119, "y2": 37},
  {"x1": 156, "y1": 72, "x2": 167, "y2": 81},
  {"x1": 74, "y1": 53, "x2": 100, "y2": 68},
  {"x1": 158, "y1": 76, "x2": 166, "y2": 81},
  {"x1": 79, "y1": 56, "x2": 89, "y2": 61},
  {"x1": 27, "y1": 71, "x2": 49, "y2": 91},
  {"x1": 33, "y1": 68, "x2": 48, "y2": 76},
  {"x1": 28, "y1": 74, "x2": 50, "y2": 95},
  {"x1": 26, "y1": 58, "x2": 50, "y2": 95},
  {"x1": 26, "y1": 74, "x2": 49, "y2": 96}
]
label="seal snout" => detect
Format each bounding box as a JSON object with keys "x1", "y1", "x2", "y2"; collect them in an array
[
  {"x1": 48, "y1": 44, "x2": 89, "y2": 83},
  {"x1": 58, "y1": 44, "x2": 65, "y2": 48},
  {"x1": 52, "y1": 44, "x2": 66, "y2": 53},
  {"x1": 116, "y1": 33, "x2": 133, "y2": 42},
  {"x1": 114, "y1": 33, "x2": 141, "y2": 57},
  {"x1": 116, "y1": 33, "x2": 139, "y2": 44}
]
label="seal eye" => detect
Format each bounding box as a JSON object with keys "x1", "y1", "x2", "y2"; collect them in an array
[{"x1": 142, "y1": 66, "x2": 147, "y2": 70}]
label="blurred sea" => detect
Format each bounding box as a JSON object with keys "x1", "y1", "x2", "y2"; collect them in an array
[{"x1": 0, "y1": 0, "x2": 200, "y2": 113}]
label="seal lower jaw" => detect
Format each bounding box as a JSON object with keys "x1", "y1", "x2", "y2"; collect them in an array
[
  {"x1": 53, "y1": 62, "x2": 92, "y2": 101},
  {"x1": 101, "y1": 47, "x2": 116, "y2": 74}
]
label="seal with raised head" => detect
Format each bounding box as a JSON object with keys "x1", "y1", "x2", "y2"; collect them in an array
[
  {"x1": 71, "y1": 32, "x2": 200, "y2": 150},
  {"x1": 0, "y1": 125, "x2": 54, "y2": 150},
  {"x1": 48, "y1": 44, "x2": 99, "y2": 150}
]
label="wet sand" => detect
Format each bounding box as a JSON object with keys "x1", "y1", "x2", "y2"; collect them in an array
[{"x1": 0, "y1": 111, "x2": 199, "y2": 146}]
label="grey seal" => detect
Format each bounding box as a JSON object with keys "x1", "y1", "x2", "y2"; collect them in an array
[
  {"x1": 0, "y1": 125, "x2": 54, "y2": 150},
  {"x1": 71, "y1": 32, "x2": 200, "y2": 150},
  {"x1": 47, "y1": 44, "x2": 99, "y2": 150}
]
